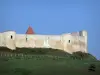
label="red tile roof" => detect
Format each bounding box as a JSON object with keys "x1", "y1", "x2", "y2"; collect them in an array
[{"x1": 26, "y1": 26, "x2": 35, "y2": 34}]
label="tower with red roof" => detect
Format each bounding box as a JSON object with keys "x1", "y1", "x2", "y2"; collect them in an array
[{"x1": 26, "y1": 26, "x2": 35, "y2": 34}]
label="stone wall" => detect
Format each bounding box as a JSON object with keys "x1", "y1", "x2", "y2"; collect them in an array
[
  {"x1": 0, "y1": 30, "x2": 87, "y2": 54},
  {"x1": 0, "y1": 33, "x2": 5, "y2": 46}
]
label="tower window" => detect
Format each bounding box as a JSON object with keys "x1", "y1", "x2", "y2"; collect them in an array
[
  {"x1": 11, "y1": 35, "x2": 13, "y2": 39},
  {"x1": 68, "y1": 40, "x2": 70, "y2": 43}
]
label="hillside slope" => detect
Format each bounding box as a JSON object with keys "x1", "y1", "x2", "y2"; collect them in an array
[{"x1": 0, "y1": 47, "x2": 99, "y2": 75}]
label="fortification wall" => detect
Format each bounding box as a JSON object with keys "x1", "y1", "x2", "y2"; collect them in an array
[
  {"x1": 16, "y1": 34, "x2": 26, "y2": 48},
  {"x1": 47, "y1": 35, "x2": 63, "y2": 50},
  {"x1": 0, "y1": 30, "x2": 87, "y2": 54},
  {"x1": 16, "y1": 34, "x2": 46, "y2": 48},
  {"x1": 28, "y1": 35, "x2": 45, "y2": 48},
  {"x1": 16, "y1": 34, "x2": 62, "y2": 49},
  {"x1": 0, "y1": 33, "x2": 6, "y2": 47}
]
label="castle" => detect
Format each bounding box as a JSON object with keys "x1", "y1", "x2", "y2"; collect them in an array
[{"x1": 0, "y1": 26, "x2": 88, "y2": 54}]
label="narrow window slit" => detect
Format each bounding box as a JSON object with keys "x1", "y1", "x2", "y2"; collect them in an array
[
  {"x1": 11, "y1": 35, "x2": 13, "y2": 39},
  {"x1": 26, "y1": 38, "x2": 27, "y2": 41},
  {"x1": 68, "y1": 40, "x2": 70, "y2": 43}
]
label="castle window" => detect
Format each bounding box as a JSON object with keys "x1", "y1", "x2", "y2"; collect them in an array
[
  {"x1": 26, "y1": 38, "x2": 27, "y2": 41},
  {"x1": 11, "y1": 35, "x2": 13, "y2": 39},
  {"x1": 68, "y1": 40, "x2": 70, "y2": 43}
]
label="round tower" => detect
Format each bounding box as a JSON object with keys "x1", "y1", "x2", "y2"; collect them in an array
[{"x1": 3, "y1": 31, "x2": 16, "y2": 50}]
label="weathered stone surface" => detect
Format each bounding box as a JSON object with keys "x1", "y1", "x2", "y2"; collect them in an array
[{"x1": 0, "y1": 30, "x2": 87, "y2": 54}]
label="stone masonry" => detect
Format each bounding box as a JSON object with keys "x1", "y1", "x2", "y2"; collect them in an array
[{"x1": 0, "y1": 27, "x2": 87, "y2": 54}]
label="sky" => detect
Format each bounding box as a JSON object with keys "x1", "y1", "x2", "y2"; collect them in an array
[{"x1": 0, "y1": 0, "x2": 100, "y2": 59}]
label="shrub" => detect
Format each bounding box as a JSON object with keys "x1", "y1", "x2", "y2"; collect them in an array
[
  {"x1": 88, "y1": 64, "x2": 96, "y2": 72},
  {"x1": 0, "y1": 47, "x2": 97, "y2": 60},
  {"x1": 72, "y1": 51, "x2": 97, "y2": 60}
]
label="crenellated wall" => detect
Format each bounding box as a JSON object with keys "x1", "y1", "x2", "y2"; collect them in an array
[{"x1": 0, "y1": 30, "x2": 87, "y2": 54}]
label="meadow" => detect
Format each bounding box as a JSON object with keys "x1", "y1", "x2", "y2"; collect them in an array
[{"x1": 0, "y1": 47, "x2": 100, "y2": 75}]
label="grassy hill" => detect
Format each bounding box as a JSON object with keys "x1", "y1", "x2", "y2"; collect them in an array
[{"x1": 0, "y1": 47, "x2": 100, "y2": 75}]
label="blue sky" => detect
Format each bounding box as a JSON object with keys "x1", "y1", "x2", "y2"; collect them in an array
[{"x1": 0, "y1": 0, "x2": 100, "y2": 59}]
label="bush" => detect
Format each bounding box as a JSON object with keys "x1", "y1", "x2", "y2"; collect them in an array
[
  {"x1": 0, "y1": 47, "x2": 70, "y2": 56},
  {"x1": 0, "y1": 47, "x2": 97, "y2": 60},
  {"x1": 72, "y1": 51, "x2": 97, "y2": 60},
  {"x1": 88, "y1": 64, "x2": 96, "y2": 72}
]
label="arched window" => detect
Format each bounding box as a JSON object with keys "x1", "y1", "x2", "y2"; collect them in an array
[{"x1": 11, "y1": 35, "x2": 13, "y2": 39}]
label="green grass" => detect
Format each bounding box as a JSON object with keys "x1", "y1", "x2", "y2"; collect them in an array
[{"x1": 0, "y1": 47, "x2": 100, "y2": 75}]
